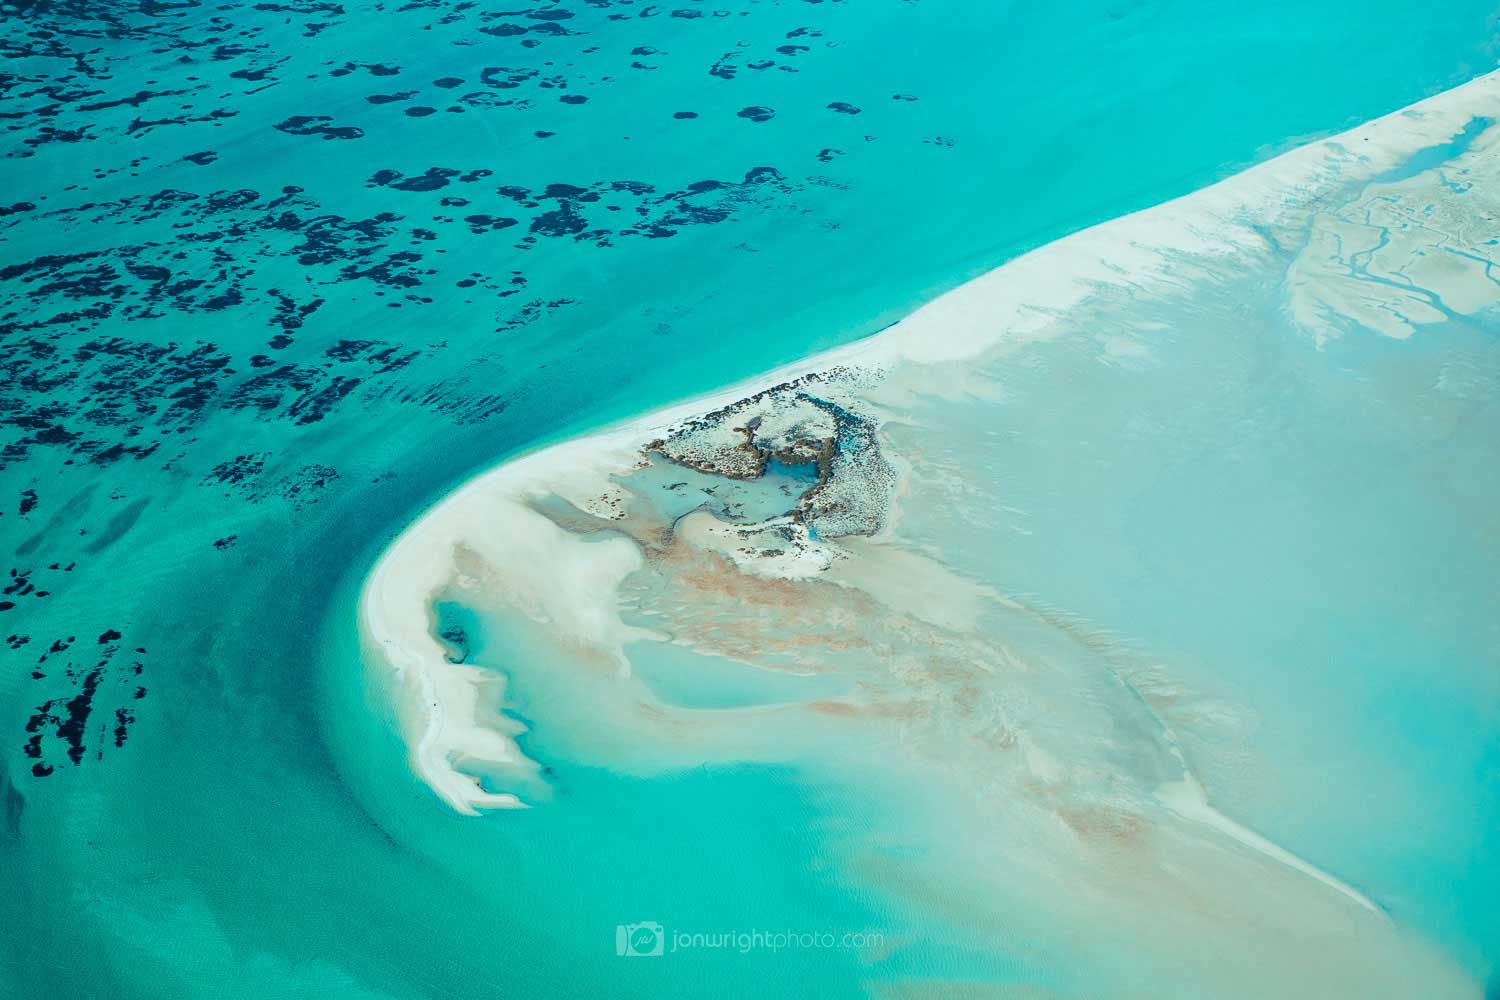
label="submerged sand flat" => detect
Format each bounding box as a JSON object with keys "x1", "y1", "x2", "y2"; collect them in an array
[{"x1": 359, "y1": 73, "x2": 1500, "y2": 998}]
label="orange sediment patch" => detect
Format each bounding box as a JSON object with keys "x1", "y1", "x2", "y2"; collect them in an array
[{"x1": 1056, "y1": 804, "x2": 1147, "y2": 847}]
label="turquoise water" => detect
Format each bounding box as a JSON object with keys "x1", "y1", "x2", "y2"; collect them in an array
[
  {"x1": 879, "y1": 268, "x2": 1500, "y2": 979},
  {"x1": 623, "y1": 640, "x2": 851, "y2": 709},
  {"x1": 4, "y1": 0, "x2": 1500, "y2": 996},
  {"x1": 357, "y1": 99, "x2": 1500, "y2": 996}
]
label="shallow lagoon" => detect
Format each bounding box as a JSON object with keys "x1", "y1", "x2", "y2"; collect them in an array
[
  {"x1": 5, "y1": 0, "x2": 1500, "y2": 997},
  {"x1": 353, "y1": 82, "x2": 1500, "y2": 997}
]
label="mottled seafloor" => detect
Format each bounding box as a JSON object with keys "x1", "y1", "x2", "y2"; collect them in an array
[{"x1": 3, "y1": 0, "x2": 1500, "y2": 998}]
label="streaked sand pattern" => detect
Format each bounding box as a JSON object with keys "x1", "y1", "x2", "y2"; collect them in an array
[{"x1": 359, "y1": 73, "x2": 1500, "y2": 998}]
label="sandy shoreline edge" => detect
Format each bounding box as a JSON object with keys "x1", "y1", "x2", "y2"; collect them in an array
[{"x1": 358, "y1": 71, "x2": 1500, "y2": 819}]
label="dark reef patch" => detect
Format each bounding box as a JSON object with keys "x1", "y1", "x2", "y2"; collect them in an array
[
  {"x1": 274, "y1": 115, "x2": 365, "y2": 140},
  {"x1": 22, "y1": 631, "x2": 145, "y2": 776},
  {"x1": 0, "y1": 0, "x2": 890, "y2": 788}
]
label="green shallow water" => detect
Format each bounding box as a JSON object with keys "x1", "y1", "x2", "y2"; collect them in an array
[
  {"x1": 4, "y1": 0, "x2": 1500, "y2": 996},
  {"x1": 878, "y1": 272, "x2": 1500, "y2": 978},
  {"x1": 336, "y1": 100, "x2": 1500, "y2": 996}
]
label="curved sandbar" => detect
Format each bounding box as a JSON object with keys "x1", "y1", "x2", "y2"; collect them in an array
[
  {"x1": 361, "y1": 70, "x2": 1498, "y2": 815},
  {"x1": 357, "y1": 72, "x2": 1500, "y2": 998}
]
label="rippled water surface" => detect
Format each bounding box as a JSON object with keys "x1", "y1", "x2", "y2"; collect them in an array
[{"x1": 3, "y1": 0, "x2": 1498, "y2": 997}]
